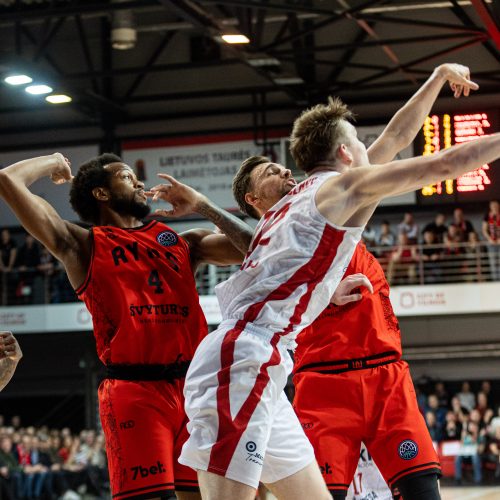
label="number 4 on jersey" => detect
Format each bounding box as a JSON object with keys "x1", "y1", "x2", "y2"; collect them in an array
[{"x1": 148, "y1": 269, "x2": 164, "y2": 294}]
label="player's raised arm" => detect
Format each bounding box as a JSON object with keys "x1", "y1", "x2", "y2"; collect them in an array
[
  {"x1": 339, "y1": 132, "x2": 500, "y2": 226},
  {"x1": 368, "y1": 63, "x2": 478, "y2": 164},
  {"x1": 148, "y1": 173, "x2": 254, "y2": 266},
  {"x1": 0, "y1": 154, "x2": 90, "y2": 286}
]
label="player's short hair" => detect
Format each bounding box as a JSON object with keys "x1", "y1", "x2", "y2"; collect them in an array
[
  {"x1": 290, "y1": 96, "x2": 354, "y2": 173},
  {"x1": 232, "y1": 155, "x2": 270, "y2": 220},
  {"x1": 69, "y1": 153, "x2": 121, "y2": 225}
]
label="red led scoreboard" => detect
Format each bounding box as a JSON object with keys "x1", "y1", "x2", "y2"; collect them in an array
[{"x1": 416, "y1": 110, "x2": 499, "y2": 205}]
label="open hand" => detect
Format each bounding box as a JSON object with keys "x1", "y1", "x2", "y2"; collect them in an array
[
  {"x1": 331, "y1": 273, "x2": 373, "y2": 306},
  {"x1": 147, "y1": 173, "x2": 206, "y2": 218},
  {"x1": 438, "y1": 63, "x2": 479, "y2": 98}
]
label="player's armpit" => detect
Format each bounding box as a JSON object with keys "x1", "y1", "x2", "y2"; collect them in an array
[{"x1": 182, "y1": 229, "x2": 246, "y2": 268}]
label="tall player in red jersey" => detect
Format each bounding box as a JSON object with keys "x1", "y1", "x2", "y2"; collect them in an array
[
  {"x1": 233, "y1": 64, "x2": 479, "y2": 500},
  {"x1": 0, "y1": 153, "x2": 253, "y2": 500}
]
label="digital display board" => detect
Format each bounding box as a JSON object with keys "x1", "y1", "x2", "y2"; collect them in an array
[{"x1": 416, "y1": 111, "x2": 500, "y2": 205}]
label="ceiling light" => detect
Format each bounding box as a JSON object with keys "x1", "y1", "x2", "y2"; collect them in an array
[
  {"x1": 273, "y1": 76, "x2": 304, "y2": 85},
  {"x1": 25, "y1": 84, "x2": 53, "y2": 95},
  {"x1": 4, "y1": 74, "x2": 33, "y2": 85},
  {"x1": 221, "y1": 34, "x2": 250, "y2": 44},
  {"x1": 112, "y1": 5, "x2": 136, "y2": 50},
  {"x1": 46, "y1": 94, "x2": 72, "y2": 104},
  {"x1": 248, "y1": 57, "x2": 280, "y2": 67}
]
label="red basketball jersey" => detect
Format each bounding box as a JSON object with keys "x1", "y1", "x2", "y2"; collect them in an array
[
  {"x1": 294, "y1": 243, "x2": 402, "y2": 370},
  {"x1": 77, "y1": 221, "x2": 208, "y2": 365}
]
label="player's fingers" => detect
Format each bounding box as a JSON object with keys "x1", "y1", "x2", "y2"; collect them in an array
[
  {"x1": 0, "y1": 331, "x2": 12, "y2": 338},
  {"x1": 459, "y1": 77, "x2": 479, "y2": 90},
  {"x1": 339, "y1": 293, "x2": 363, "y2": 305},
  {"x1": 150, "y1": 183, "x2": 172, "y2": 192},
  {"x1": 154, "y1": 209, "x2": 175, "y2": 217},
  {"x1": 157, "y1": 173, "x2": 179, "y2": 185},
  {"x1": 348, "y1": 274, "x2": 374, "y2": 294}
]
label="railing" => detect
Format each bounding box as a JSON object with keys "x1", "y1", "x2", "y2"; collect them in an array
[
  {"x1": 0, "y1": 242, "x2": 498, "y2": 305},
  {"x1": 194, "y1": 241, "x2": 499, "y2": 294}
]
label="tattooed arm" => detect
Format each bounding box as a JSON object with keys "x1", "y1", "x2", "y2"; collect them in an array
[
  {"x1": 147, "y1": 174, "x2": 254, "y2": 267},
  {"x1": 0, "y1": 332, "x2": 22, "y2": 391}
]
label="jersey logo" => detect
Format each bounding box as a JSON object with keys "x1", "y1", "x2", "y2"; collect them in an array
[
  {"x1": 398, "y1": 440, "x2": 419, "y2": 460},
  {"x1": 245, "y1": 441, "x2": 257, "y2": 452},
  {"x1": 156, "y1": 230, "x2": 178, "y2": 247}
]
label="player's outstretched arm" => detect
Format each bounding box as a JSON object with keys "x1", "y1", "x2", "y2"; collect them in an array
[
  {"x1": 368, "y1": 63, "x2": 478, "y2": 164},
  {"x1": 0, "y1": 154, "x2": 90, "y2": 285},
  {"x1": 318, "y1": 132, "x2": 500, "y2": 228},
  {"x1": 148, "y1": 173, "x2": 253, "y2": 264},
  {"x1": 0, "y1": 332, "x2": 22, "y2": 391}
]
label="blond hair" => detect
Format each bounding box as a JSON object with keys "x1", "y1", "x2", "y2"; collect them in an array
[{"x1": 290, "y1": 96, "x2": 354, "y2": 172}]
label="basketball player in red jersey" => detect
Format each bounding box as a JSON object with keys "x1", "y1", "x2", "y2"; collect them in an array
[
  {"x1": 0, "y1": 153, "x2": 253, "y2": 500},
  {"x1": 231, "y1": 64, "x2": 478, "y2": 500}
]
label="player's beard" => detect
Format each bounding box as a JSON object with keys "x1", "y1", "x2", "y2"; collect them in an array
[{"x1": 109, "y1": 193, "x2": 151, "y2": 220}]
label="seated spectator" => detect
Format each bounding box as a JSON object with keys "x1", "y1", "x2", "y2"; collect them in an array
[
  {"x1": 0, "y1": 436, "x2": 23, "y2": 500},
  {"x1": 435, "y1": 382, "x2": 450, "y2": 408},
  {"x1": 422, "y1": 213, "x2": 448, "y2": 243},
  {"x1": 420, "y1": 230, "x2": 443, "y2": 283},
  {"x1": 361, "y1": 225, "x2": 377, "y2": 248},
  {"x1": 376, "y1": 220, "x2": 396, "y2": 249},
  {"x1": 426, "y1": 394, "x2": 447, "y2": 428},
  {"x1": 457, "y1": 382, "x2": 476, "y2": 413},
  {"x1": 444, "y1": 224, "x2": 465, "y2": 255},
  {"x1": 14, "y1": 434, "x2": 48, "y2": 500},
  {"x1": 489, "y1": 406, "x2": 500, "y2": 437},
  {"x1": 425, "y1": 411, "x2": 444, "y2": 442},
  {"x1": 453, "y1": 207, "x2": 475, "y2": 242},
  {"x1": 444, "y1": 411, "x2": 462, "y2": 441},
  {"x1": 454, "y1": 421, "x2": 486, "y2": 485},
  {"x1": 486, "y1": 426, "x2": 500, "y2": 478},
  {"x1": 463, "y1": 231, "x2": 484, "y2": 281},
  {"x1": 482, "y1": 200, "x2": 500, "y2": 281},
  {"x1": 398, "y1": 212, "x2": 418, "y2": 244},
  {"x1": 476, "y1": 391, "x2": 493, "y2": 421},
  {"x1": 387, "y1": 233, "x2": 418, "y2": 285},
  {"x1": 481, "y1": 381, "x2": 492, "y2": 405}
]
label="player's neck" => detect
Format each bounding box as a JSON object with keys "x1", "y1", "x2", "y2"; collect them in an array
[
  {"x1": 98, "y1": 211, "x2": 144, "y2": 229},
  {"x1": 308, "y1": 162, "x2": 347, "y2": 175}
]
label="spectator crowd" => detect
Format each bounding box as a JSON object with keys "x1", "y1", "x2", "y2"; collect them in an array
[
  {"x1": 0, "y1": 416, "x2": 108, "y2": 500},
  {"x1": 361, "y1": 201, "x2": 500, "y2": 286},
  {"x1": 1, "y1": 200, "x2": 499, "y2": 303},
  {"x1": 420, "y1": 379, "x2": 500, "y2": 486}
]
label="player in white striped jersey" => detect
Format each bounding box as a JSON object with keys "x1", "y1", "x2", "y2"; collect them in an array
[
  {"x1": 150, "y1": 88, "x2": 500, "y2": 499},
  {"x1": 347, "y1": 444, "x2": 396, "y2": 500}
]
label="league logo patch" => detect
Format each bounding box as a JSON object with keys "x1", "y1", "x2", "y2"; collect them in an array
[
  {"x1": 246, "y1": 441, "x2": 257, "y2": 453},
  {"x1": 156, "y1": 230, "x2": 178, "y2": 247},
  {"x1": 398, "y1": 440, "x2": 419, "y2": 460}
]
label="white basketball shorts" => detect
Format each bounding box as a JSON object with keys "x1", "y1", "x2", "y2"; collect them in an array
[{"x1": 178, "y1": 319, "x2": 315, "y2": 488}]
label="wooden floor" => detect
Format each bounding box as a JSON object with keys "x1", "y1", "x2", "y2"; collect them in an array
[{"x1": 441, "y1": 486, "x2": 500, "y2": 499}]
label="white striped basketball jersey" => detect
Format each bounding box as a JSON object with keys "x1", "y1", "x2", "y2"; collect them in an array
[{"x1": 215, "y1": 170, "x2": 364, "y2": 342}]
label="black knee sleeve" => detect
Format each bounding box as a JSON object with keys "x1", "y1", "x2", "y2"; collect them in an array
[
  {"x1": 331, "y1": 494, "x2": 347, "y2": 500},
  {"x1": 394, "y1": 472, "x2": 441, "y2": 500}
]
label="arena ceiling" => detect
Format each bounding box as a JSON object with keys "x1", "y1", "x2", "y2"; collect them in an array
[{"x1": 0, "y1": 0, "x2": 499, "y2": 149}]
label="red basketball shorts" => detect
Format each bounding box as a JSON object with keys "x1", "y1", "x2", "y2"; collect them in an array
[
  {"x1": 99, "y1": 378, "x2": 198, "y2": 499},
  {"x1": 293, "y1": 360, "x2": 440, "y2": 496}
]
